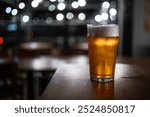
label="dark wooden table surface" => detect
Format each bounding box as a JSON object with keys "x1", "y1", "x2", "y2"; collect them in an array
[{"x1": 41, "y1": 57, "x2": 150, "y2": 100}]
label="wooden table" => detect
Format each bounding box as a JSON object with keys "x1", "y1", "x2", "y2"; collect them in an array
[
  {"x1": 18, "y1": 55, "x2": 88, "y2": 99},
  {"x1": 18, "y1": 56, "x2": 59, "y2": 99},
  {"x1": 41, "y1": 58, "x2": 150, "y2": 100},
  {"x1": 19, "y1": 42, "x2": 53, "y2": 58},
  {"x1": 19, "y1": 42, "x2": 53, "y2": 50}
]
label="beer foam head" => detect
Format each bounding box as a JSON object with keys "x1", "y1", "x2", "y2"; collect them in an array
[{"x1": 87, "y1": 24, "x2": 119, "y2": 37}]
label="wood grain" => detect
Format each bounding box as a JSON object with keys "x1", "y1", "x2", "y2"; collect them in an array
[{"x1": 41, "y1": 62, "x2": 150, "y2": 100}]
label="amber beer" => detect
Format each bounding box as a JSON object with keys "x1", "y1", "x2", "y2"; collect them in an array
[{"x1": 87, "y1": 24, "x2": 119, "y2": 82}]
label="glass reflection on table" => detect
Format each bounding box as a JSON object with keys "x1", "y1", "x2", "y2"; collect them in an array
[{"x1": 92, "y1": 81, "x2": 114, "y2": 100}]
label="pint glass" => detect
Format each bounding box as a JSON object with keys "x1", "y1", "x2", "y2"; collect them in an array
[{"x1": 87, "y1": 24, "x2": 119, "y2": 82}]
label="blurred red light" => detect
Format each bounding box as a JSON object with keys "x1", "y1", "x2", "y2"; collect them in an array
[{"x1": 0, "y1": 37, "x2": 4, "y2": 44}]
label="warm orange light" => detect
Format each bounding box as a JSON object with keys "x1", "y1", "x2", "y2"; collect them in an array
[{"x1": 0, "y1": 37, "x2": 4, "y2": 44}]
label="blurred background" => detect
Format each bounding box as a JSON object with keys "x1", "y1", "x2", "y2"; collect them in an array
[{"x1": 0, "y1": 0, "x2": 150, "y2": 99}]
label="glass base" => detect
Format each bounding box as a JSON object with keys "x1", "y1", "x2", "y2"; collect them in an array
[{"x1": 91, "y1": 76, "x2": 113, "y2": 82}]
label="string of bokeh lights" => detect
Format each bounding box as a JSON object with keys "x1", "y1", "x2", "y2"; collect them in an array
[{"x1": 4, "y1": 0, "x2": 117, "y2": 24}]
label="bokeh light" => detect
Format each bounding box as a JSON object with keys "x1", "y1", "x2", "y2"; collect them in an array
[
  {"x1": 43, "y1": 1, "x2": 50, "y2": 7},
  {"x1": 109, "y1": 8, "x2": 117, "y2": 16},
  {"x1": 58, "y1": 0, "x2": 65, "y2": 3},
  {"x1": 110, "y1": 15, "x2": 116, "y2": 21},
  {"x1": 46, "y1": 17, "x2": 53, "y2": 24},
  {"x1": 22, "y1": 15, "x2": 30, "y2": 23},
  {"x1": 66, "y1": 12, "x2": 74, "y2": 20},
  {"x1": 11, "y1": 9, "x2": 18, "y2": 16},
  {"x1": 19, "y1": 2, "x2": 25, "y2": 9},
  {"x1": 31, "y1": 0, "x2": 39, "y2": 8},
  {"x1": 78, "y1": 0, "x2": 86, "y2": 7},
  {"x1": 101, "y1": 12, "x2": 109, "y2": 20},
  {"x1": 78, "y1": 13, "x2": 86, "y2": 21},
  {"x1": 5, "y1": 7, "x2": 12, "y2": 14},
  {"x1": 0, "y1": 37, "x2": 4, "y2": 44},
  {"x1": 56, "y1": 13, "x2": 64, "y2": 21},
  {"x1": 37, "y1": 0, "x2": 43, "y2": 3},
  {"x1": 7, "y1": 24, "x2": 17, "y2": 31},
  {"x1": 50, "y1": 0, "x2": 56, "y2": 2},
  {"x1": 57, "y1": 3, "x2": 66, "y2": 11},
  {"x1": 95, "y1": 15, "x2": 102, "y2": 22},
  {"x1": 48, "y1": 5, "x2": 56, "y2": 11},
  {"x1": 71, "y1": 1, "x2": 79, "y2": 9},
  {"x1": 102, "y1": 1, "x2": 110, "y2": 9}
]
